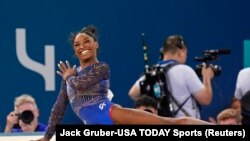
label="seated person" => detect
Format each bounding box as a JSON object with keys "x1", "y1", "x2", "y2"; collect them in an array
[
  {"x1": 134, "y1": 95, "x2": 158, "y2": 115},
  {"x1": 209, "y1": 97, "x2": 242, "y2": 124},
  {"x1": 4, "y1": 94, "x2": 47, "y2": 132},
  {"x1": 217, "y1": 108, "x2": 242, "y2": 125}
]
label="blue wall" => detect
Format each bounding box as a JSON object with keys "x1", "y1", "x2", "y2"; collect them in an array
[{"x1": 0, "y1": 0, "x2": 249, "y2": 130}]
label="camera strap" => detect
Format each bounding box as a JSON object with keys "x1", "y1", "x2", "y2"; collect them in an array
[
  {"x1": 170, "y1": 94, "x2": 191, "y2": 117},
  {"x1": 162, "y1": 61, "x2": 192, "y2": 117}
]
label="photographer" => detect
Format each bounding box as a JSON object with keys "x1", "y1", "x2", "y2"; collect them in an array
[
  {"x1": 129, "y1": 35, "x2": 214, "y2": 118},
  {"x1": 4, "y1": 94, "x2": 47, "y2": 133}
]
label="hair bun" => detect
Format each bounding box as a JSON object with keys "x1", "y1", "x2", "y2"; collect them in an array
[{"x1": 80, "y1": 24, "x2": 98, "y2": 41}]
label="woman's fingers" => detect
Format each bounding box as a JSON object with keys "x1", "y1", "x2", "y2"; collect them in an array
[
  {"x1": 66, "y1": 60, "x2": 71, "y2": 68},
  {"x1": 57, "y1": 61, "x2": 66, "y2": 72},
  {"x1": 57, "y1": 63, "x2": 64, "y2": 72},
  {"x1": 60, "y1": 61, "x2": 67, "y2": 70},
  {"x1": 73, "y1": 65, "x2": 76, "y2": 70},
  {"x1": 56, "y1": 71, "x2": 62, "y2": 77},
  {"x1": 58, "y1": 60, "x2": 70, "y2": 72},
  {"x1": 57, "y1": 61, "x2": 75, "y2": 79}
]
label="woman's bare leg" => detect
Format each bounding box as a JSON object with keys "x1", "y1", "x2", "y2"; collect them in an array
[{"x1": 110, "y1": 105, "x2": 213, "y2": 125}]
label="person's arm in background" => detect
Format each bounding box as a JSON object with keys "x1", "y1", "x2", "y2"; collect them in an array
[
  {"x1": 128, "y1": 76, "x2": 145, "y2": 101},
  {"x1": 192, "y1": 63, "x2": 214, "y2": 105}
]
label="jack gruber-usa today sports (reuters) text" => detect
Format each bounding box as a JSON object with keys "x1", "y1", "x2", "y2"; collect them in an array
[{"x1": 55, "y1": 125, "x2": 249, "y2": 139}]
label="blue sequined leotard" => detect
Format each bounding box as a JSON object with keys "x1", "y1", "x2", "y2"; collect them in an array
[{"x1": 44, "y1": 62, "x2": 114, "y2": 139}]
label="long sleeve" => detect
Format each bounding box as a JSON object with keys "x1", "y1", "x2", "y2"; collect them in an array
[{"x1": 44, "y1": 80, "x2": 69, "y2": 140}]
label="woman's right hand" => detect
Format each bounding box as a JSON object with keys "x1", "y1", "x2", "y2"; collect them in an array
[{"x1": 56, "y1": 60, "x2": 76, "y2": 80}]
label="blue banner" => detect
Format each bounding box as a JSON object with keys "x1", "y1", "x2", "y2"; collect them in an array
[{"x1": 0, "y1": 0, "x2": 250, "y2": 131}]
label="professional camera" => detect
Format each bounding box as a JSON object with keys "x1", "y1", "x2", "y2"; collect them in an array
[
  {"x1": 140, "y1": 64, "x2": 166, "y2": 99},
  {"x1": 15, "y1": 110, "x2": 34, "y2": 124},
  {"x1": 194, "y1": 49, "x2": 230, "y2": 77}
]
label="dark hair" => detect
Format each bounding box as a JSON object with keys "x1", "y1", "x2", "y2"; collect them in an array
[
  {"x1": 162, "y1": 35, "x2": 187, "y2": 54},
  {"x1": 241, "y1": 91, "x2": 250, "y2": 116},
  {"x1": 70, "y1": 25, "x2": 98, "y2": 45},
  {"x1": 134, "y1": 95, "x2": 158, "y2": 110},
  {"x1": 239, "y1": 91, "x2": 250, "y2": 124},
  {"x1": 79, "y1": 25, "x2": 98, "y2": 41}
]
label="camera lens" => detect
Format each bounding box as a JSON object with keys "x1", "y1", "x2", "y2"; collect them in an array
[{"x1": 20, "y1": 110, "x2": 34, "y2": 124}]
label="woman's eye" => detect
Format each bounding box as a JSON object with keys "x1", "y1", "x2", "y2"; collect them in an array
[{"x1": 74, "y1": 44, "x2": 79, "y2": 47}]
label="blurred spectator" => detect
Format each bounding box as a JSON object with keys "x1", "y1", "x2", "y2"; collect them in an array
[
  {"x1": 134, "y1": 95, "x2": 158, "y2": 115},
  {"x1": 208, "y1": 97, "x2": 243, "y2": 124},
  {"x1": 217, "y1": 108, "x2": 242, "y2": 125}
]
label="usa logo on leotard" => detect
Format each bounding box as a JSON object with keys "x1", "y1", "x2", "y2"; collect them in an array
[{"x1": 99, "y1": 102, "x2": 106, "y2": 110}]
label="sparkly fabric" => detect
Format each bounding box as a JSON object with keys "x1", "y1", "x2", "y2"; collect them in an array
[{"x1": 44, "y1": 62, "x2": 110, "y2": 139}]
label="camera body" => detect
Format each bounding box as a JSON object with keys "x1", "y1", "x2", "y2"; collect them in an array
[
  {"x1": 15, "y1": 110, "x2": 34, "y2": 124},
  {"x1": 195, "y1": 64, "x2": 222, "y2": 77},
  {"x1": 194, "y1": 49, "x2": 230, "y2": 77},
  {"x1": 139, "y1": 64, "x2": 176, "y2": 117}
]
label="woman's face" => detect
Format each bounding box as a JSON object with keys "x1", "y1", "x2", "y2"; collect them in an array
[{"x1": 73, "y1": 33, "x2": 98, "y2": 61}]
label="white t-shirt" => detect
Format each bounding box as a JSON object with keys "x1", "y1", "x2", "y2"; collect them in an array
[
  {"x1": 234, "y1": 67, "x2": 250, "y2": 99},
  {"x1": 166, "y1": 64, "x2": 204, "y2": 118}
]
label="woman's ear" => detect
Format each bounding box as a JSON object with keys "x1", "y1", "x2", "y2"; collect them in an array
[{"x1": 95, "y1": 42, "x2": 99, "y2": 49}]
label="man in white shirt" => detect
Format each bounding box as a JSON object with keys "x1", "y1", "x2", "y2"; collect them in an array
[{"x1": 129, "y1": 35, "x2": 214, "y2": 118}]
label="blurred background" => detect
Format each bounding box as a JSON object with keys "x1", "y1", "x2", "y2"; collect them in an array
[{"x1": 0, "y1": 0, "x2": 249, "y2": 130}]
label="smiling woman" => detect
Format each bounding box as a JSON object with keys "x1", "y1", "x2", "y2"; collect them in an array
[{"x1": 33, "y1": 25, "x2": 213, "y2": 141}]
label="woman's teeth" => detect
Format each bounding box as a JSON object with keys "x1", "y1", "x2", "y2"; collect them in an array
[{"x1": 81, "y1": 50, "x2": 89, "y2": 55}]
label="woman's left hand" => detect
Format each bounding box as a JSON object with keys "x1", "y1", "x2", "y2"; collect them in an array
[{"x1": 56, "y1": 60, "x2": 76, "y2": 80}]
